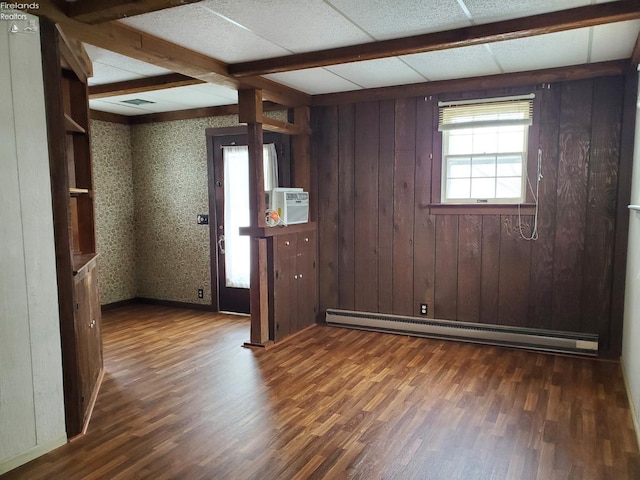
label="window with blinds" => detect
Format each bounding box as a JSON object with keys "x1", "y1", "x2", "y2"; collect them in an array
[{"x1": 439, "y1": 95, "x2": 534, "y2": 204}]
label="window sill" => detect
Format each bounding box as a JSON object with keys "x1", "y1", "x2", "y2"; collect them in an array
[{"x1": 427, "y1": 203, "x2": 536, "y2": 215}]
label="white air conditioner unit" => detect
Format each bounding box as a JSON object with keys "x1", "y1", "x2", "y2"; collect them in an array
[{"x1": 269, "y1": 188, "x2": 308, "y2": 225}]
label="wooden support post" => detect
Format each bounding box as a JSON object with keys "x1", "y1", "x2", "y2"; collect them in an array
[{"x1": 239, "y1": 88, "x2": 271, "y2": 347}]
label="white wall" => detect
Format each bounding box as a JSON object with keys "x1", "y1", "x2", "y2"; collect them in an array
[
  {"x1": 622, "y1": 76, "x2": 640, "y2": 449},
  {"x1": 0, "y1": 15, "x2": 67, "y2": 474}
]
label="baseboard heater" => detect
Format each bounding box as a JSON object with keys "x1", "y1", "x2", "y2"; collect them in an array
[{"x1": 325, "y1": 309, "x2": 598, "y2": 356}]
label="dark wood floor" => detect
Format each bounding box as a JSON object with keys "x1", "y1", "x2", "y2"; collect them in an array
[{"x1": 3, "y1": 304, "x2": 639, "y2": 480}]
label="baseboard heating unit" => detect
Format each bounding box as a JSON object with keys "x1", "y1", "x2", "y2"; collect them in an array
[{"x1": 325, "y1": 309, "x2": 598, "y2": 356}]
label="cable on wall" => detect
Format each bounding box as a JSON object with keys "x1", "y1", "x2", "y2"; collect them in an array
[{"x1": 518, "y1": 147, "x2": 543, "y2": 241}]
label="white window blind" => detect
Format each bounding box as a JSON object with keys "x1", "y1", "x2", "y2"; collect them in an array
[{"x1": 439, "y1": 95, "x2": 534, "y2": 131}]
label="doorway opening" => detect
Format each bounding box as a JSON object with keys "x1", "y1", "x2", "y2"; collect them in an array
[{"x1": 206, "y1": 129, "x2": 290, "y2": 314}]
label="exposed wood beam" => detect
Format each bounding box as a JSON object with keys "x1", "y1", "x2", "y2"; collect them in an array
[
  {"x1": 312, "y1": 60, "x2": 628, "y2": 106},
  {"x1": 89, "y1": 73, "x2": 204, "y2": 98},
  {"x1": 67, "y1": 0, "x2": 205, "y2": 25},
  {"x1": 90, "y1": 109, "x2": 130, "y2": 124},
  {"x1": 27, "y1": 1, "x2": 310, "y2": 107},
  {"x1": 229, "y1": 1, "x2": 640, "y2": 77}
]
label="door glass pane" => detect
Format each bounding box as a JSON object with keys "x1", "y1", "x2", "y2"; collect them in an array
[{"x1": 222, "y1": 144, "x2": 277, "y2": 289}]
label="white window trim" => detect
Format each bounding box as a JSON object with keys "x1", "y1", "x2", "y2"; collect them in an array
[{"x1": 438, "y1": 94, "x2": 534, "y2": 205}]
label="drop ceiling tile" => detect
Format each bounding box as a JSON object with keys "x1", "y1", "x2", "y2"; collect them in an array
[
  {"x1": 264, "y1": 68, "x2": 362, "y2": 95},
  {"x1": 591, "y1": 19, "x2": 640, "y2": 63},
  {"x1": 326, "y1": 57, "x2": 426, "y2": 88},
  {"x1": 144, "y1": 85, "x2": 236, "y2": 108},
  {"x1": 199, "y1": 0, "x2": 371, "y2": 52},
  {"x1": 88, "y1": 63, "x2": 146, "y2": 86},
  {"x1": 119, "y1": 4, "x2": 289, "y2": 63},
  {"x1": 89, "y1": 99, "x2": 156, "y2": 115},
  {"x1": 461, "y1": 0, "x2": 590, "y2": 24},
  {"x1": 92, "y1": 92, "x2": 189, "y2": 113},
  {"x1": 403, "y1": 44, "x2": 501, "y2": 81},
  {"x1": 188, "y1": 83, "x2": 239, "y2": 102},
  {"x1": 328, "y1": 0, "x2": 471, "y2": 40},
  {"x1": 490, "y1": 29, "x2": 590, "y2": 73},
  {"x1": 84, "y1": 44, "x2": 172, "y2": 85}
]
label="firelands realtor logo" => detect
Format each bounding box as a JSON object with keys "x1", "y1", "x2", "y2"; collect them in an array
[{"x1": 0, "y1": 2, "x2": 39, "y2": 20}]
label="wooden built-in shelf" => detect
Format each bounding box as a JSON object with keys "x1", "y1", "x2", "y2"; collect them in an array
[
  {"x1": 72, "y1": 252, "x2": 98, "y2": 276},
  {"x1": 64, "y1": 113, "x2": 86, "y2": 133},
  {"x1": 69, "y1": 187, "x2": 90, "y2": 196},
  {"x1": 240, "y1": 221, "x2": 317, "y2": 238}
]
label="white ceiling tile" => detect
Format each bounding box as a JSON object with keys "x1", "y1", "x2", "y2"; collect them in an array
[
  {"x1": 89, "y1": 99, "x2": 156, "y2": 115},
  {"x1": 461, "y1": 0, "x2": 590, "y2": 24},
  {"x1": 144, "y1": 85, "x2": 237, "y2": 108},
  {"x1": 119, "y1": 4, "x2": 290, "y2": 63},
  {"x1": 199, "y1": 0, "x2": 371, "y2": 52},
  {"x1": 88, "y1": 63, "x2": 146, "y2": 86},
  {"x1": 328, "y1": 0, "x2": 471, "y2": 40},
  {"x1": 326, "y1": 57, "x2": 427, "y2": 88},
  {"x1": 490, "y1": 29, "x2": 590, "y2": 73},
  {"x1": 403, "y1": 44, "x2": 501, "y2": 81},
  {"x1": 591, "y1": 19, "x2": 640, "y2": 63},
  {"x1": 92, "y1": 92, "x2": 189, "y2": 113},
  {"x1": 84, "y1": 44, "x2": 172, "y2": 85},
  {"x1": 264, "y1": 68, "x2": 362, "y2": 95}
]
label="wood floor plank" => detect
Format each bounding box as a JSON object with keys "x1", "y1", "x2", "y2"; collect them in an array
[{"x1": 2, "y1": 304, "x2": 639, "y2": 480}]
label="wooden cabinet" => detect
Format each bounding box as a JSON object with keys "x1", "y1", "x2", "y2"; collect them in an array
[
  {"x1": 41, "y1": 20, "x2": 103, "y2": 438},
  {"x1": 272, "y1": 231, "x2": 318, "y2": 342},
  {"x1": 73, "y1": 257, "x2": 103, "y2": 421}
]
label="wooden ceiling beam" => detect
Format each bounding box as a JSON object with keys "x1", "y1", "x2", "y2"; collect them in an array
[
  {"x1": 27, "y1": 0, "x2": 310, "y2": 107},
  {"x1": 229, "y1": 0, "x2": 640, "y2": 77},
  {"x1": 66, "y1": 0, "x2": 206, "y2": 25},
  {"x1": 89, "y1": 73, "x2": 204, "y2": 98}
]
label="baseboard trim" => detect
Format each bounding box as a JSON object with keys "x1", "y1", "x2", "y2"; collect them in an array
[
  {"x1": 135, "y1": 297, "x2": 215, "y2": 312},
  {"x1": 620, "y1": 356, "x2": 640, "y2": 450},
  {"x1": 101, "y1": 298, "x2": 137, "y2": 312},
  {"x1": 0, "y1": 434, "x2": 67, "y2": 475}
]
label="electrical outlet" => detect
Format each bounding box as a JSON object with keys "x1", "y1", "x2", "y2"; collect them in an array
[
  {"x1": 198, "y1": 288, "x2": 204, "y2": 299},
  {"x1": 420, "y1": 303, "x2": 428, "y2": 316}
]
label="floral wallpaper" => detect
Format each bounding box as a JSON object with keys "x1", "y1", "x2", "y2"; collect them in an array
[
  {"x1": 91, "y1": 120, "x2": 137, "y2": 305},
  {"x1": 91, "y1": 112, "x2": 287, "y2": 307}
]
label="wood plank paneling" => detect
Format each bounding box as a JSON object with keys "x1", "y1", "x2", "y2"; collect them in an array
[
  {"x1": 434, "y1": 215, "x2": 458, "y2": 320},
  {"x1": 392, "y1": 98, "x2": 416, "y2": 316},
  {"x1": 552, "y1": 80, "x2": 593, "y2": 332},
  {"x1": 457, "y1": 215, "x2": 482, "y2": 322},
  {"x1": 497, "y1": 216, "x2": 531, "y2": 326},
  {"x1": 354, "y1": 102, "x2": 379, "y2": 312},
  {"x1": 479, "y1": 215, "x2": 500, "y2": 324},
  {"x1": 338, "y1": 104, "x2": 356, "y2": 310},
  {"x1": 313, "y1": 106, "x2": 339, "y2": 314},
  {"x1": 581, "y1": 76, "x2": 623, "y2": 342},
  {"x1": 527, "y1": 85, "x2": 560, "y2": 330},
  {"x1": 313, "y1": 75, "x2": 627, "y2": 355},
  {"x1": 413, "y1": 97, "x2": 436, "y2": 317},
  {"x1": 378, "y1": 100, "x2": 395, "y2": 313}
]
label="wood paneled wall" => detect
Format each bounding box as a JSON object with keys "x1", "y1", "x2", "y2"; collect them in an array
[{"x1": 312, "y1": 75, "x2": 633, "y2": 356}]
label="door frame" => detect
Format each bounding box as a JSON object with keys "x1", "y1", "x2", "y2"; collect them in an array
[{"x1": 205, "y1": 127, "x2": 290, "y2": 313}]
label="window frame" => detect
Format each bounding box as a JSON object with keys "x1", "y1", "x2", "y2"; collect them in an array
[{"x1": 429, "y1": 90, "x2": 540, "y2": 215}]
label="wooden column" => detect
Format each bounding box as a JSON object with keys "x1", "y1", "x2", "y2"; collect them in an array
[{"x1": 239, "y1": 88, "x2": 271, "y2": 346}]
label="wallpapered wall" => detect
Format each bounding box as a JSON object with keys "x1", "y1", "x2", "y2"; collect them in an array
[
  {"x1": 91, "y1": 112, "x2": 286, "y2": 306},
  {"x1": 92, "y1": 120, "x2": 136, "y2": 305}
]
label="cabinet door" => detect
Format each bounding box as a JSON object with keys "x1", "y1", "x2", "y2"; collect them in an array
[
  {"x1": 74, "y1": 264, "x2": 102, "y2": 423},
  {"x1": 273, "y1": 234, "x2": 297, "y2": 342},
  {"x1": 296, "y1": 232, "x2": 317, "y2": 331}
]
